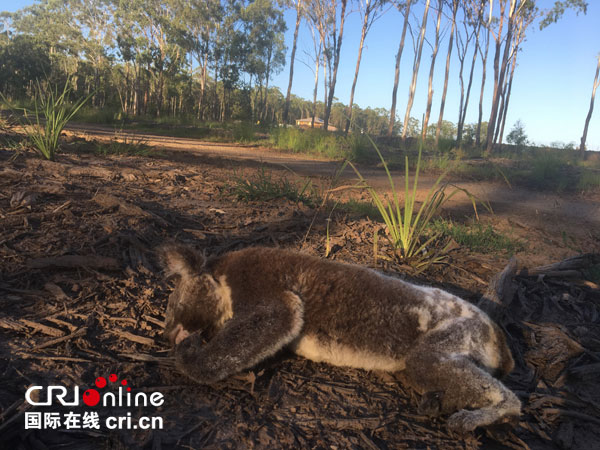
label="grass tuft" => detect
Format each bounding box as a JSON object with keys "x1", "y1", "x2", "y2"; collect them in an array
[
  {"x1": 2, "y1": 78, "x2": 92, "y2": 160},
  {"x1": 228, "y1": 167, "x2": 320, "y2": 207},
  {"x1": 431, "y1": 219, "x2": 525, "y2": 254}
]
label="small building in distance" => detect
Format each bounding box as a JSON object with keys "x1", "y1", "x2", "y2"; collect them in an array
[{"x1": 295, "y1": 117, "x2": 337, "y2": 132}]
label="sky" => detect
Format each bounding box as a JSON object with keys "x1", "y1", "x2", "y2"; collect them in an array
[{"x1": 3, "y1": 0, "x2": 600, "y2": 149}]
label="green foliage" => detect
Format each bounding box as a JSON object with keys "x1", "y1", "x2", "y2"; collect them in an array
[
  {"x1": 0, "y1": 35, "x2": 51, "y2": 98},
  {"x1": 95, "y1": 134, "x2": 154, "y2": 157},
  {"x1": 540, "y1": 0, "x2": 588, "y2": 29},
  {"x1": 3, "y1": 79, "x2": 92, "y2": 160},
  {"x1": 431, "y1": 220, "x2": 525, "y2": 254},
  {"x1": 231, "y1": 122, "x2": 257, "y2": 142},
  {"x1": 506, "y1": 119, "x2": 528, "y2": 147},
  {"x1": 269, "y1": 127, "x2": 372, "y2": 161},
  {"x1": 349, "y1": 138, "x2": 456, "y2": 271},
  {"x1": 228, "y1": 166, "x2": 320, "y2": 207},
  {"x1": 577, "y1": 169, "x2": 600, "y2": 191},
  {"x1": 348, "y1": 133, "x2": 490, "y2": 271},
  {"x1": 530, "y1": 153, "x2": 567, "y2": 189}
]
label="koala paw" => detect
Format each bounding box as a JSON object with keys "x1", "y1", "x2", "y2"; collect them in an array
[
  {"x1": 447, "y1": 409, "x2": 481, "y2": 434},
  {"x1": 418, "y1": 391, "x2": 444, "y2": 417}
]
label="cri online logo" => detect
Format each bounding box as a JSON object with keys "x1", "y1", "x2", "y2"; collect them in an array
[{"x1": 25, "y1": 373, "x2": 164, "y2": 407}]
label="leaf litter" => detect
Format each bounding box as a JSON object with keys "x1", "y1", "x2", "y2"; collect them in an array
[{"x1": 0, "y1": 147, "x2": 599, "y2": 449}]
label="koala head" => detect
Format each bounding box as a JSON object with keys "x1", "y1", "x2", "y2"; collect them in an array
[{"x1": 158, "y1": 244, "x2": 221, "y2": 346}]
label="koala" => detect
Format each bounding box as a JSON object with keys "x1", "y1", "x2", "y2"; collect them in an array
[{"x1": 158, "y1": 244, "x2": 521, "y2": 433}]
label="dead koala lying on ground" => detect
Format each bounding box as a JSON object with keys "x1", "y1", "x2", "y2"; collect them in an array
[{"x1": 158, "y1": 244, "x2": 520, "y2": 433}]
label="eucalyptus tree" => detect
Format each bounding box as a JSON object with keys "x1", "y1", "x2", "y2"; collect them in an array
[
  {"x1": 435, "y1": 0, "x2": 459, "y2": 147},
  {"x1": 387, "y1": 0, "x2": 413, "y2": 137},
  {"x1": 579, "y1": 55, "x2": 600, "y2": 157},
  {"x1": 6, "y1": 0, "x2": 83, "y2": 80},
  {"x1": 456, "y1": 0, "x2": 483, "y2": 146},
  {"x1": 68, "y1": 0, "x2": 116, "y2": 106},
  {"x1": 305, "y1": 0, "x2": 349, "y2": 130},
  {"x1": 241, "y1": 0, "x2": 287, "y2": 122},
  {"x1": 422, "y1": 0, "x2": 443, "y2": 141},
  {"x1": 484, "y1": 0, "x2": 587, "y2": 150},
  {"x1": 182, "y1": 0, "x2": 223, "y2": 119},
  {"x1": 401, "y1": 0, "x2": 430, "y2": 140},
  {"x1": 0, "y1": 35, "x2": 52, "y2": 97},
  {"x1": 344, "y1": 0, "x2": 388, "y2": 134},
  {"x1": 473, "y1": 0, "x2": 490, "y2": 147},
  {"x1": 283, "y1": 0, "x2": 303, "y2": 124},
  {"x1": 495, "y1": 1, "x2": 536, "y2": 145}
]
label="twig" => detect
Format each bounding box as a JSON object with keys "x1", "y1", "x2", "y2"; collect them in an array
[
  {"x1": 109, "y1": 329, "x2": 156, "y2": 347},
  {"x1": 33, "y1": 327, "x2": 87, "y2": 350}
]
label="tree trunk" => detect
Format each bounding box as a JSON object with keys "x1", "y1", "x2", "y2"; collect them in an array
[
  {"x1": 311, "y1": 43, "x2": 322, "y2": 128},
  {"x1": 324, "y1": 0, "x2": 348, "y2": 131},
  {"x1": 486, "y1": 0, "x2": 516, "y2": 153},
  {"x1": 262, "y1": 46, "x2": 273, "y2": 121},
  {"x1": 457, "y1": 22, "x2": 480, "y2": 146},
  {"x1": 476, "y1": 25, "x2": 490, "y2": 147},
  {"x1": 580, "y1": 55, "x2": 600, "y2": 158},
  {"x1": 422, "y1": 0, "x2": 443, "y2": 141},
  {"x1": 283, "y1": 1, "x2": 302, "y2": 124},
  {"x1": 435, "y1": 0, "x2": 458, "y2": 146},
  {"x1": 388, "y1": 0, "x2": 412, "y2": 137},
  {"x1": 401, "y1": 0, "x2": 431, "y2": 139},
  {"x1": 345, "y1": 0, "x2": 373, "y2": 134},
  {"x1": 498, "y1": 55, "x2": 517, "y2": 146}
]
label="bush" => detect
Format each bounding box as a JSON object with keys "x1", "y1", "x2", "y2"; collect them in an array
[{"x1": 2, "y1": 79, "x2": 92, "y2": 160}]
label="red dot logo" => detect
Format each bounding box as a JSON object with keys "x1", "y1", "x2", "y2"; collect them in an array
[
  {"x1": 95, "y1": 376, "x2": 107, "y2": 388},
  {"x1": 83, "y1": 389, "x2": 100, "y2": 406},
  {"x1": 109, "y1": 374, "x2": 117, "y2": 383},
  {"x1": 121, "y1": 379, "x2": 128, "y2": 386}
]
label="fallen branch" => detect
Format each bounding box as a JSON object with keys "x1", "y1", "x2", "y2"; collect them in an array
[{"x1": 525, "y1": 254, "x2": 600, "y2": 277}]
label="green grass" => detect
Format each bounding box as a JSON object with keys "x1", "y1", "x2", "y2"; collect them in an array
[
  {"x1": 269, "y1": 127, "x2": 374, "y2": 161},
  {"x1": 335, "y1": 199, "x2": 383, "y2": 221},
  {"x1": 577, "y1": 169, "x2": 600, "y2": 191},
  {"x1": 431, "y1": 219, "x2": 525, "y2": 254},
  {"x1": 95, "y1": 137, "x2": 155, "y2": 157},
  {"x1": 349, "y1": 137, "x2": 455, "y2": 271},
  {"x1": 227, "y1": 167, "x2": 320, "y2": 207},
  {"x1": 2, "y1": 79, "x2": 92, "y2": 160}
]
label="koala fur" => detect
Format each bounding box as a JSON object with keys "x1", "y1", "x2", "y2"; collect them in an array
[{"x1": 158, "y1": 244, "x2": 521, "y2": 433}]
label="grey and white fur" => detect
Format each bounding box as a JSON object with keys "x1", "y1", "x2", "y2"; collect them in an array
[{"x1": 158, "y1": 244, "x2": 520, "y2": 433}]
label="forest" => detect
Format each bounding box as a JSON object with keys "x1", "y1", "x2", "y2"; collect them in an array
[{"x1": 0, "y1": 0, "x2": 594, "y2": 153}]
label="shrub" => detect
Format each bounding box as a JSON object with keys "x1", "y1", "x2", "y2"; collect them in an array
[{"x1": 2, "y1": 79, "x2": 92, "y2": 160}]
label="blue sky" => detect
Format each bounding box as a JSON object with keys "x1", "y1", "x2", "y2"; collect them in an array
[{"x1": 4, "y1": 0, "x2": 599, "y2": 149}]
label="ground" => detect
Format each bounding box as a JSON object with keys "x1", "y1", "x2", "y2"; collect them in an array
[{"x1": 1, "y1": 129, "x2": 600, "y2": 449}]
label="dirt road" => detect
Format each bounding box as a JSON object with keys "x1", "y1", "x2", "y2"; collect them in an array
[{"x1": 66, "y1": 123, "x2": 600, "y2": 225}]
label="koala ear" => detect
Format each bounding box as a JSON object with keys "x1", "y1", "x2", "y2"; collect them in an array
[{"x1": 157, "y1": 243, "x2": 205, "y2": 281}]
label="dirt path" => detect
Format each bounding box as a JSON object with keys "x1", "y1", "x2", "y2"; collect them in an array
[{"x1": 65, "y1": 124, "x2": 600, "y2": 243}]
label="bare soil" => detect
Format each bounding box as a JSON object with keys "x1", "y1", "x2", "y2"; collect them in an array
[{"x1": 1, "y1": 131, "x2": 600, "y2": 449}]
